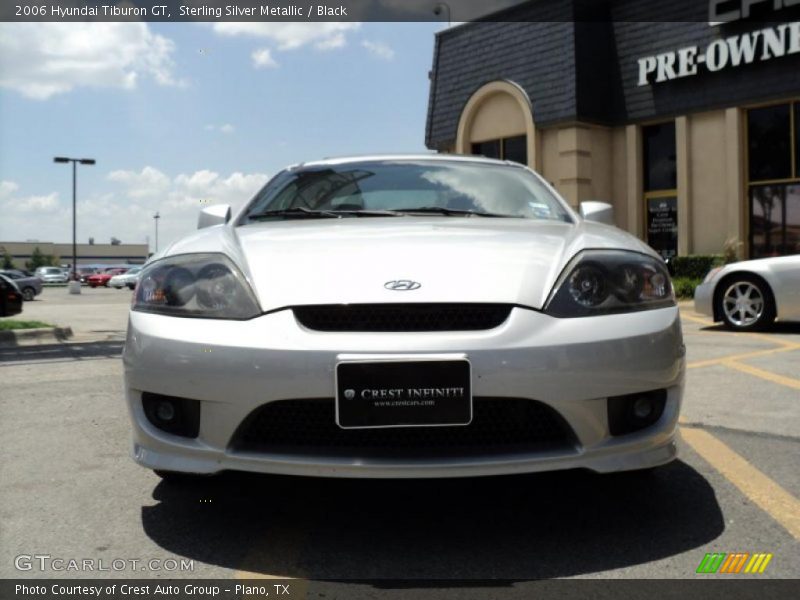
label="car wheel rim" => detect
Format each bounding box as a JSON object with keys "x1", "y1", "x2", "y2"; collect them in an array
[{"x1": 722, "y1": 282, "x2": 764, "y2": 327}]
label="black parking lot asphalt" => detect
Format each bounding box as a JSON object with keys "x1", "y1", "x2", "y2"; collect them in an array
[{"x1": 0, "y1": 291, "x2": 797, "y2": 588}]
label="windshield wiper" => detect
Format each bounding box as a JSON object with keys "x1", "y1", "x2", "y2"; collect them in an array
[
  {"x1": 332, "y1": 209, "x2": 402, "y2": 217},
  {"x1": 391, "y1": 207, "x2": 513, "y2": 218},
  {"x1": 250, "y1": 207, "x2": 403, "y2": 220},
  {"x1": 248, "y1": 207, "x2": 342, "y2": 220},
  {"x1": 248, "y1": 207, "x2": 513, "y2": 220}
]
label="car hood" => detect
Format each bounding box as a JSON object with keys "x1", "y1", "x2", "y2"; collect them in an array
[{"x1": 162, "y1": 217, "x2": 656, "y2": 312}]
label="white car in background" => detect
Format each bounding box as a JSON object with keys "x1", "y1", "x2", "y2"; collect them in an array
[
  {"x1": 694, "y1": 254, "x2": 800, "y2": 330},
  {"x1": 109, "y1": 267, "x2": 142, "y2": 290},
  {"x1": 123, "y1": 155, "x2": 684, "y2": 481}
]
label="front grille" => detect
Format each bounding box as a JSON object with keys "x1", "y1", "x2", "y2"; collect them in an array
[
  {"x1": 231, "y1": 398, "x2": 575, "y2": 458},
  {"x1": 292, "y1": 304, "x2": 512, "y2": 332}
]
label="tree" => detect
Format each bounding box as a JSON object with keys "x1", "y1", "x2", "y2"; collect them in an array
[
  {"x1": 25, "y1": 247, "x2": 59, "y2": 271},
  {"x1": 2, "y1": 251, "x2": 14, "y2": 270}
]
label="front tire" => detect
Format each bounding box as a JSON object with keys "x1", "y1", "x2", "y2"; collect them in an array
[
  {"x1": 22, "y1": 287, "x2": 35, "y2": 301},
  {"x1": 716, "y1": 275, "x2": 775, "y2": 331}
]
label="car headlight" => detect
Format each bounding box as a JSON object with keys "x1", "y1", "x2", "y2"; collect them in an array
[
  {"x1": 545, "y1": 250, "x2": 674, "y2": 317},
  {"x1": 132, "y1": 253, "x2": 260, "y2": 319},
  {"x1": 703, "y1": 266, "x2": 723, "y2": 284}
]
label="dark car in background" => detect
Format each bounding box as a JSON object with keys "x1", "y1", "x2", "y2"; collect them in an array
[
  {"x1": 0, "y1": 274, "x2": 23, "y2": 317},
  {"x1": 0, "y1": 270, "x2": 43, "y2": 301}
]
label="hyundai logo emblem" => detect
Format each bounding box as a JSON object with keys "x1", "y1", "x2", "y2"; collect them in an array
[
  {"x1": 384, "y1": 279, "x2": 421, "y2": 291},
  {"x1": 344, "y1": 389, "x2": 356, "y2": 400}
]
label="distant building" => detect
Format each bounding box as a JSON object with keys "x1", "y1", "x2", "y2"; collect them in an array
[{"x1": 0, "y1": 241, "x2": 148, "y2": 269}]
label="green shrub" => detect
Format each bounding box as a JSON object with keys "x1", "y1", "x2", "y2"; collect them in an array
[
  {"x1": 668, "y1": 255, "x2": 723, "y2": 279},
  {"x1": 672, "y1": 277, "x2": 702, "y2": 299},
  {"x1": 0, "y1": 320, "x2": 54, "y2": 330}
]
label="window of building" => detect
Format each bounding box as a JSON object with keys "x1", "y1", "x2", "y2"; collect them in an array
[
  {"x1": 471, "y1": 135, "x2": 527, "y2": 165},
  {"x1": 643, "y1": 122, "x2": 677, "y2": 192},
  {"x1": 748, "y1": 105, "x2": 792, "y2": 182},
  {"x1": 795, "y1": 103, "x2": 800, "y2": 177},
  {"x1": 502, "y1": 136, "x2": 527, "y2": 165},
  {"x1": 642, "y1": 122, "x2": 678, "y2": 260},
  {"x1": 747, "y1": 101, "x2": 800, "y2": 258},
  {"x1": 471, "y1": 140, "x2": 501, "y2": 160}
]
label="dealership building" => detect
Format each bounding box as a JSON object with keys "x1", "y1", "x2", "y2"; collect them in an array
[
  {"x1": 0, "y1": 241, "x2": 149, "y2": 270},
  {"x1": 425, "y1": 0, "x2": 800, "y2": 259}
]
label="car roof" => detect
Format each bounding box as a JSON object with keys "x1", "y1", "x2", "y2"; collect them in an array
[{"x1": 294, "y1": 153, "x2": 523, "y2": 169}]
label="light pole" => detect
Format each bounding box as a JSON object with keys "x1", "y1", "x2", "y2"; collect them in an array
[
  {"x1": 54, "y1": 156, "x2": 95, "y2": 280},
  {"x1": 433, "y1": 2, "x2": 451, "y2": 27},
  {"x1": 153, "y1": 211, "x2": 160, "y2": 253}
]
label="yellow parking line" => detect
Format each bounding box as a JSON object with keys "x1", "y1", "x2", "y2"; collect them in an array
[
  {"x1": 679, "y1": 312, "x2": 715, "y2": 326},
  {"x1": 680, "y1": 426, "x2": 800, "y2": 540},
  {"x1": 687, "y1": 346, "x2": 799, "y2": 369},
  {"x1": 747, "y1": 333, "x2": 800, "y2": 350},
  {"x1": 678, "y1": 310, "x2": 800, "y2": 350},
  {"x1": 723, "y1": 360, "x2": 800, "y2": 390}
]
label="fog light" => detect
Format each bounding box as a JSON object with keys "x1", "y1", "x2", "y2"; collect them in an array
[
  {"x1": 632, "y1": 397, "x2": 653, "y2": 419},
  {"x1": 607, "y1": 389, "x2": 666, "y2": 436},
  {"x1": 142, "y1": 392, "x2": 201, "y2": 438},
  {"x1": 156, "y1": 400, "x2": 176, "y2": 422}
]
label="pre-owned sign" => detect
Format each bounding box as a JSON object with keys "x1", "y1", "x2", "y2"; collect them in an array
[{"x1": 638, "y1": 21, "x2": 800, "y2": 86}]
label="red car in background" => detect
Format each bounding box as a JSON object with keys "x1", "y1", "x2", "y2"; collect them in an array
[{"x1": 87, "y1": 268, "x2": 129, "y2": 288}]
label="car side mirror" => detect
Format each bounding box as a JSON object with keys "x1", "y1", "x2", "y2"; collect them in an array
[
  {"x1": 579, "y1": 201, "x2": 614, "y2": 226},
  {"x1": 198, "y1": 204, "x2": 231, "y2": 229}
]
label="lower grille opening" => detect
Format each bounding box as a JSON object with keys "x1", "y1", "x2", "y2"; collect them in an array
[
  {"x1": 292, "y1": 304, "x2": 513, "y2": 332},
  {"x1": 231, "y1": 398, "x2": 576, "y2": 458}
]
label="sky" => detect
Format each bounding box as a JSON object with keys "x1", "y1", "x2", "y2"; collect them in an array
[{"x1": 0, "y1": 21, "x2": 442, "y2": 251}]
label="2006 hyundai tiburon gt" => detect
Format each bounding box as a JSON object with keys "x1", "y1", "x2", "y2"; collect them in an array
[{"x1": 123, "y1": 155, "x2": 684, "y2": 479}]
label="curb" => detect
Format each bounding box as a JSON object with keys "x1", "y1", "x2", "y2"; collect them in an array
[{"x1": 0, "y1": 326, "x2": 74, "y2": 345}]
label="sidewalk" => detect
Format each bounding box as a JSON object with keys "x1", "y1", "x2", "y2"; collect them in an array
[{"x1": 1, "y1": 286, "x2": 130, "y2": 347}]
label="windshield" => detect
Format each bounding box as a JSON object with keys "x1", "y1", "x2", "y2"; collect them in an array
[{"x1": 239, "y1": 160, "x2": 573, "y2": 223}]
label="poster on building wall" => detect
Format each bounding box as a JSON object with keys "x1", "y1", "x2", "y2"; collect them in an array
[{"x1": 647, "y1": 197, "x2": 678, "y2": 260}]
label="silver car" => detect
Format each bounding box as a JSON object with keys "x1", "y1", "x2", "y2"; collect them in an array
[
  {"x1": 123, "y1": 155, "x2": 684, "y2": 480},
  {"x1": 694, "y1": 255, "x2": 800, "y2": 330},
  {"x1": 35, "y1": 266, "x2": 69, "y2": 283}
]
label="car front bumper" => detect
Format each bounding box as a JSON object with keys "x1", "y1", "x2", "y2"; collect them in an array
[
  {"x1": 694, "y1": 281, "x2": 715, "y2": 319},
  {"x1": 122, "y1": 306, "x2": 685, "y2": 478}
]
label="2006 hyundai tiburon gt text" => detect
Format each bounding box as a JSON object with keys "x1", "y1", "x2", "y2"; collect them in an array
[{"x1": 123, "y1": 155, "x2": 684, "y2": 479}]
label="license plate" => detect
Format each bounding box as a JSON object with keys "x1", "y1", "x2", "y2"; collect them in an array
[{"x1": 335, "y1": 360, "x2": 472, "y2": 429}]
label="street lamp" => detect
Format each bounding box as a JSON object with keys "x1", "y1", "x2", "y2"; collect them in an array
[
  {"x1": 153, "y1": 211, "x2": 160, "y2": 253},
  {"x1": 54, "y1": 156, "x2": 96, "y2": 281},
  {"x1": 433, "y1": 2, "x2": 451, "y2": 27}
]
